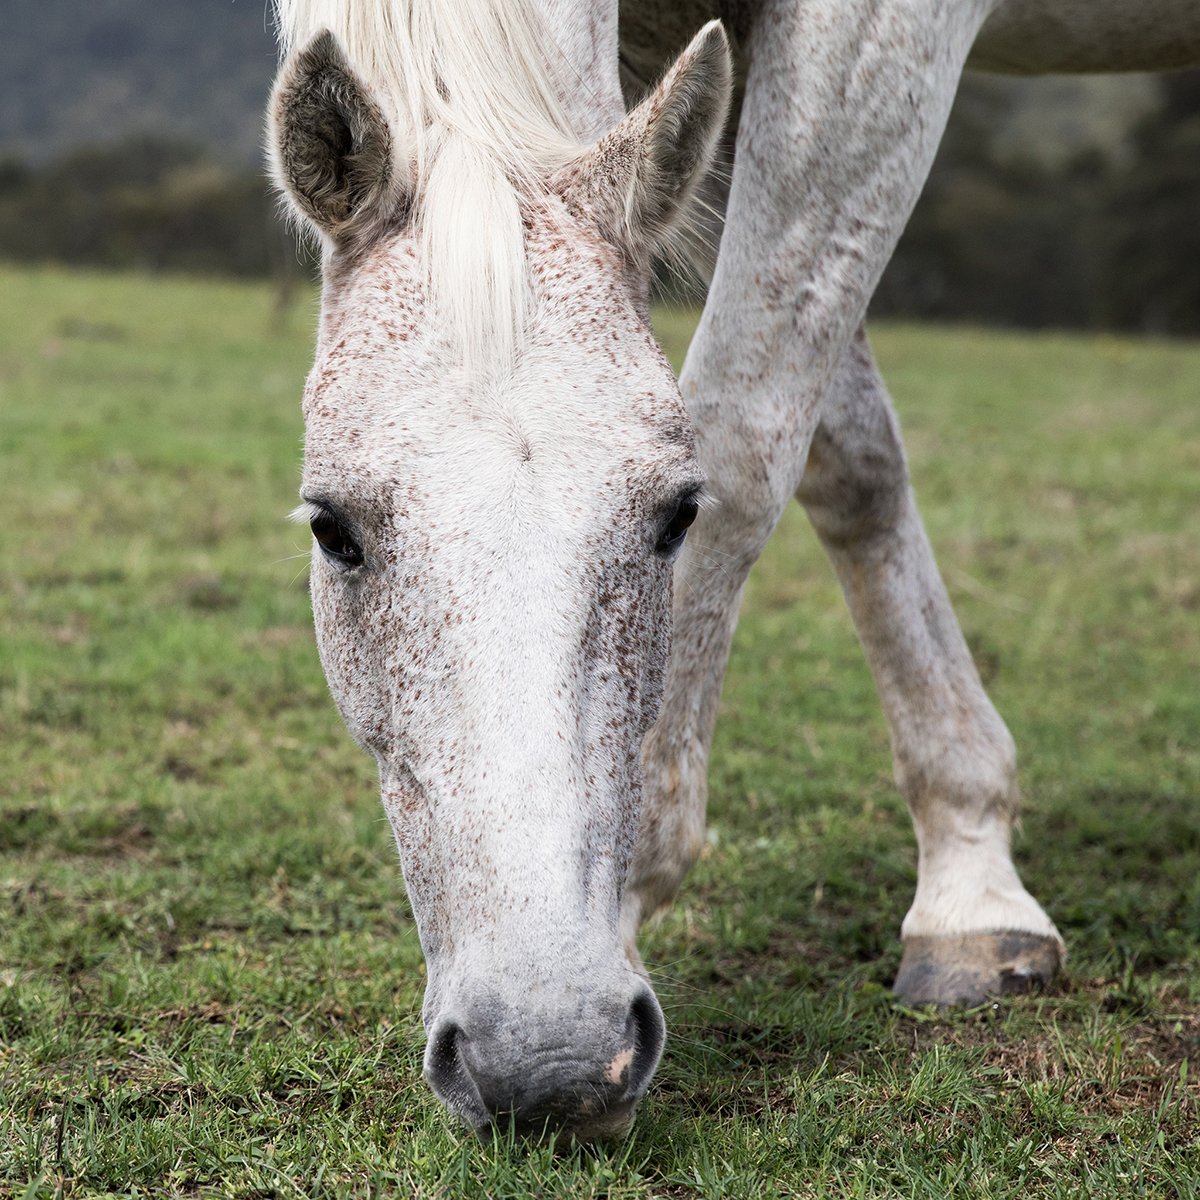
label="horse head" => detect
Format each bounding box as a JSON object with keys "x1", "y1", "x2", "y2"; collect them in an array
[{"x1": 268, "y1": 16, "x2": 730, "y2": 1139}]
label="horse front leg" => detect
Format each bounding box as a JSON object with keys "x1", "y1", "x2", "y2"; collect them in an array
[
  {"x1": 623, "y1": 0, "x2": 1017, "y2": 980},
  {"x1": 797, "y1": 331, "x2": 1063, "y2": 1002}
]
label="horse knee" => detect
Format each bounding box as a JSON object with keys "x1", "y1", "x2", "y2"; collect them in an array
[
  {"x1": 692, "y1": 443, "x2": 799, "y2": 565},
  {"x1": 805, "y1": 430, "x2": 908, "y2": 543},
  {"x1": 796, "y1": 332, "x2": 911, "y2": 548},
  {"x1": 625, "y1": 731, "x2": 709, "y2": 931}
]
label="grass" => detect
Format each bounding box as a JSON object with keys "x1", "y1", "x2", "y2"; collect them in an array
[{"x1": 1, "y1": 264, "x2": 1198, "y2": 1197}]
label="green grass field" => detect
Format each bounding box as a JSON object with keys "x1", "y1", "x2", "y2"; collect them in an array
[{"x1": 2, "y1": 265, "x2": 1198, "y2": 1198}]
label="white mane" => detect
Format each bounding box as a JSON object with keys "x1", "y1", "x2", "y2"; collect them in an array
[{"x1": 273, "y1": 0, "x2": 585, "y2": 373}]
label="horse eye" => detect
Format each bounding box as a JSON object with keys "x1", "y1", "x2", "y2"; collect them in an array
[
  {"x1": 311, "y1": 509, "x2": 364, "y2": 568},
  {"x1": 656, "y1": 493, "x2": 700, "y2": 555}
]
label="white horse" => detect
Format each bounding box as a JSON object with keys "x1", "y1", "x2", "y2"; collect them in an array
[{"x1": 267, "y1": 0, "x2": 1200, "y2": 1139}]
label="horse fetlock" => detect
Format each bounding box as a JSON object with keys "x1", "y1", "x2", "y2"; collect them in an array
[
  {"x1": 623, "y1": 802, "x2": 707, "y2": 930},
  {"x1": 901, "y1": 811, "x2": 1061, "y2": 948},
  {"x1": 625, "y1": 827, "x2": 705, "y2": 923},
  {"x1": 623, "y1": 739, "x2": 709, "y2": 940},
  {"x1": 894, "y1": 720, "x2": 1019, "y2": 829}
]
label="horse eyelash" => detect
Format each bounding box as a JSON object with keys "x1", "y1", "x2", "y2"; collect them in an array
[{"x1": 288, "y1": 500, "x2": 325, "y2": 525}]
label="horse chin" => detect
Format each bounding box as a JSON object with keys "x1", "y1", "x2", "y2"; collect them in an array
[
  {"x1": 559, "y1": 1104, "x2": 639, "y2": 1145},
  {"x1": 463, "y1": 1100, "x2": 640, "y2": 1146},
  {"x1": 436, "y1": 1060, "x2": 645, "y2": 1145}
]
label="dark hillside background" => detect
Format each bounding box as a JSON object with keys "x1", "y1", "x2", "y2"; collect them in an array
[
  {"x1": 2, "y1": 0, "x2": 1198, "y2": 332},
  {"x1": 2, "y1": 0, "x2": 275, "y2": 166}
]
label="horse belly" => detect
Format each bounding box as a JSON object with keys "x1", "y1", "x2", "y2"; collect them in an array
[{"x1": 971, "y1": 0, "x2": 1200, "y2": 73}]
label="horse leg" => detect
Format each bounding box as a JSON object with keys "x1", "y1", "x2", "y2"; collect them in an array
[
  {"x1": 797, "y1": 331, "x2": 1063, "y2": 1003},
  {"x1": 624, "y1": 0, "x2": 1000, "y2": 951}
]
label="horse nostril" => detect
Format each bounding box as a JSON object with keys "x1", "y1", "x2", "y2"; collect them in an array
[
  {"x1": 428, "y1": 1020, "x2": 460, "y2": 1076},
  {"x1": 424, "y1": 1021, "x2": 487, "y2": 1125},
  {"x1": 616, "y1": 989, "x2": 666, "y2": 1101}
]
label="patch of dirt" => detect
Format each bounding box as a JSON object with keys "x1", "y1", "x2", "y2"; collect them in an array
[{"x1": 154, "y1": 999, "x2": 235, "y2": 1026}]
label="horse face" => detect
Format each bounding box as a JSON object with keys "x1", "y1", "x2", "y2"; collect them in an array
[
  {"x1": 300, "y1": 220, "x2": 698, "y2": 1136},
  {"x1": 270, "y1": 22, "x2": 730, "y2": 1137}
]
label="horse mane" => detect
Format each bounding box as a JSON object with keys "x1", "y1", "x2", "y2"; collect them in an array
[{"x1": 273, "y1": 0, "x2": 585, "y2": 374}]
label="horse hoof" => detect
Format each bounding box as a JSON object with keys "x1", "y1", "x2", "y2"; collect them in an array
[{"x1": 893, "y1": 931, "x2": 1063, "y2": 1007}]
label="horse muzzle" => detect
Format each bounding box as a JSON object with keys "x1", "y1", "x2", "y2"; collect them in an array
[{"x1": 423, "y1": 984, "x2": 665, "y2": 1140}]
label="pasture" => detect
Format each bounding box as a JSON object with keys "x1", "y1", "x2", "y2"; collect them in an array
[{"x1": 2, "y1": 264, "x2": 1198, "y2": 1197}]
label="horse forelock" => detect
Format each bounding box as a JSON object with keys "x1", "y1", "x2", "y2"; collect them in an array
[{"x1": 274, "y1": 0, "x2": 591, "y2": 375}]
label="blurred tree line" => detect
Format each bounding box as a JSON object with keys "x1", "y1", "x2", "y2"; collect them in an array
[
  {"x1": 0, "y1": 135, "x2": 305, "y2": 281},
  {"x1": 873, "y1": 71, "x2": 1200, "y2": 334},
  {"x1": 0, "y1": 73, "x2": 1196, "y2": 333}
]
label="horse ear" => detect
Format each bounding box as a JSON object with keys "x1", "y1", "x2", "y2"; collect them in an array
[
  {"x1": 268, "y1": 30, "x2": 406, "y2": 250},
  {"x1": 552, "y1": 21, "x2": 732, "y2": 262}
]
